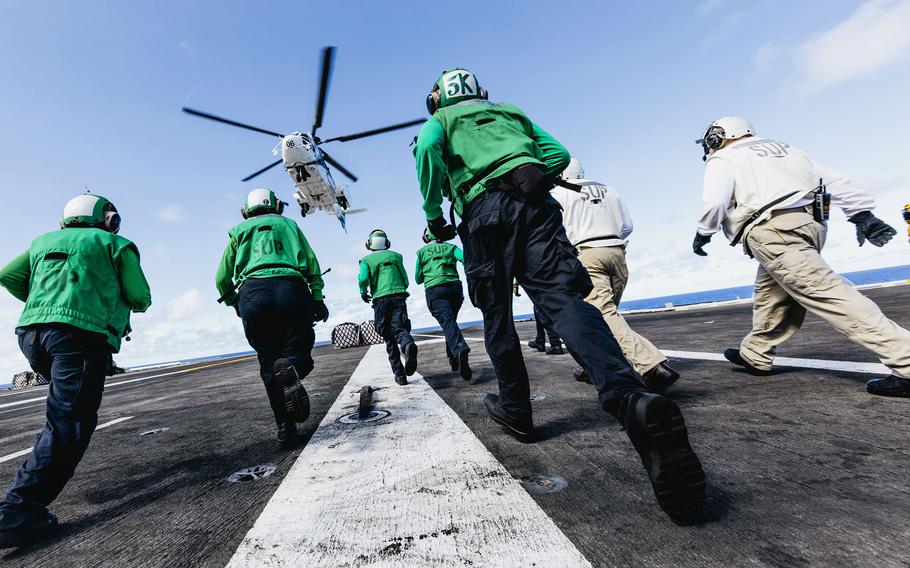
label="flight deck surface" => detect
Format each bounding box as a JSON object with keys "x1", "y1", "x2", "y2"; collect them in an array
[{"x1": 1, "y1": 285, "x2": 908, "y2": 567}]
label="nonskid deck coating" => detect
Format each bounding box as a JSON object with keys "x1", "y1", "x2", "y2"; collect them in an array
[{"x1": 0, "y1": 285, "x2": 908, "y2": 567}]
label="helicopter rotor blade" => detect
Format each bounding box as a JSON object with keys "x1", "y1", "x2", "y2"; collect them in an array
[
  {"x1": 320, "y1": 150, "x2": 358, "y2": 183},
  {"x1": 319, "y1": 118, "x2": 427, "y2": 144},
  {"x1": 182, "y1": 107, "x2": 285, "y2": 138},
  {"x1": 311, "y1": 46, "x2": 335, "y2": 137},
  {"x1": 241, "y1": 159, "x2": 284, "y2": 182}
]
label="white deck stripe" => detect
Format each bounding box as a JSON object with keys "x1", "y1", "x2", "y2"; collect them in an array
[
  {"x1": 0, "y1": 416, "x2": 134, "y2": 464},
  {"x1": 663, "y1": 350, "x2": 891, "y2": 375},
  {"x1": 226, "y1": 345, "x2": 591, "y2": 567}
]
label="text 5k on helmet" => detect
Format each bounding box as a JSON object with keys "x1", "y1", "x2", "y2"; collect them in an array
[
  {"x1": 696, "y1": 116, "x2": 755, "y2": 161},
  {"x1": 426, "y1": 68, "x2": 488, "y2": 115},
  {"x1": 61, "y1": 194, "x2": 121, "y2": 234},
  {"x1": 242, "y1": 188, "x2": 285, "y2": 219},
  {"x1": 366, "y1": 229, "x2": 390, "y2": 251}
]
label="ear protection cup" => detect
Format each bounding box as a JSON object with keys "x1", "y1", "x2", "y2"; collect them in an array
[
  {"x1": 479, "y1": 87, "x2": 488, "y2": 100},
  {"x1": 276, "y1": 200, "x2": 285, "y2": 215},
  {"x1": 241, "y1": 206, "x2": 249, "y2": 219},
  {"x1": 102, "y1": 202, "x2": 121, "y2": 234},
  {"x1": 704, "y1": 128, "x2": 724, "y2": 150},
  {"x1": 426, "y1": 84, "x2": 441, "y2": 115}
]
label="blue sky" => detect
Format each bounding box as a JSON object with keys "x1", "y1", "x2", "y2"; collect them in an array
[{"x1": 1, "y1": 0, "x2": 909, "y2": 378}]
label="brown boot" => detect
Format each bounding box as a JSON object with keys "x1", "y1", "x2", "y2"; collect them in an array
[{"x1": 641, "y1": 361, "x2": 680, "y2": 394}]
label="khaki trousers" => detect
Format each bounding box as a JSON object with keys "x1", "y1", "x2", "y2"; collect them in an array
[
  {"x1": 741, "y1": 210, "x2": 910, "y2": 378},
  {"x1": 577, "y1": 245, "x2": 665, "y2": 375}
]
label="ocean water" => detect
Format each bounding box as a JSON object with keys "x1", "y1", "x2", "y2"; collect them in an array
[
  {"x1": 5, "y1": 265, "x2": 909, "y2": 388},
  {"x1": 617, "y1": 264, "x2": 910, "y2": 311}
]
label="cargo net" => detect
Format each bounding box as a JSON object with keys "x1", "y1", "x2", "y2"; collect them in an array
[
  {"x1": 359, "y1": 321, "x2": 384, "y2": 345},
  {"x1": 11, "y1": 371, "x2": 49, "y2": 390},
  {"x1": 331, "y1": 322, "x2": 362, "y2": 350}
]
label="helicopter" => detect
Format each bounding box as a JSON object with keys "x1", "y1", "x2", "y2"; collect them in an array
[{"x1": 183, "y1": 46, "x2": 425, "y2": 231}]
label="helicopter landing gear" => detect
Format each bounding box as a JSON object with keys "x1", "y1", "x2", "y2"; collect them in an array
[
  {"x1": 337, "y1": 196, "x2": 349, "y2": 210},
  {"x1": 300, "y1": 203, "x2": 310, "y2": 217}
]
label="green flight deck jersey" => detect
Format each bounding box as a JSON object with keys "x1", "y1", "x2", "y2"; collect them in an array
[
  {"x1": 359, "y1": 250, "x2": 409, "y2": 300},
  {"x1": 0, "y1": 228, "x2": 152, "y2": 352},
  {"x1": 216, "y1": 214, "x2": 324, "y2": 306},
  {"x1": 413, "y1": 99, "x2": 571, "y2": 220},
  {"x1": 415, "y1": 242, "x2": 463, "y2": 289}
]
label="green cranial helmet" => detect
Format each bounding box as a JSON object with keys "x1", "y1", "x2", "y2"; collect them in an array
[
  {"x1": 366, "y1": 229, "x2": 390, "y2": 251},
  {"x1": 426, "y1": 68, "x2": 488, "y2": 114},
  {"x1": 242, "y1": 188, "x2": 284, "y2": 218},
  {"x1": 61, "y1": 193, "x2": 121, "y2": 233}
]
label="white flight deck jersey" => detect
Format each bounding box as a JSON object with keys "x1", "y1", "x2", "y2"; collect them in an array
[
  {"x1": 551, "y1": 180, "x2": 632, "y2": 248},
  {"x1": 698, "y1": 138, "x2": 875, "y2": 246},
  {"x1": 706, "y1": 137, "x2": 820, "y2": 242}
]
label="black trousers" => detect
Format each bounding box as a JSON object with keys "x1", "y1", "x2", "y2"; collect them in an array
[
  {"x1": 425, "y1": 281, "x2": 469, "y2": 360},
  {"x1": 372, "y1": 294, "x2": 414, "y2": 377},
  {"x1": 0, "y1": 324, "x2": 110, "y2": 530},
  {"x1": 533, "y1": 305, "x2": 561, "y2": 347},
  {"x1": 459, "y1": 183, "x2": 643, "y2": 418},
  {"x1": 238, "y1": 277, "x2": 315, "y2": 426}
]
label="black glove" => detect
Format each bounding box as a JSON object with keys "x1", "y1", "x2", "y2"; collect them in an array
[
  {"x1": 692, "y1": 232, "x2": 712, "y2": 256},
  {"x1": 849, "y1": 211, "x2": 896, "y2": 247},
  {"x1": 427, "y1": 216, "x2": 457, "y2": 242},
  {"x1": 313, "y1": 300, "x2": 329, "y2": 322},
  {"x1": 361, "y1": 292, "x2": 372, "y2": 304}
]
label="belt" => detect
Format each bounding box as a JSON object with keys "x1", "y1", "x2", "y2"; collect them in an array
[{"x1": 769, "y1": 205, "x2": 812, "y2": 217}]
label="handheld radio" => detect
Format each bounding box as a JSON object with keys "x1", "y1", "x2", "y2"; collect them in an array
[{"x1": 812, "y1": 178, "x2": 830, "y2": 223}]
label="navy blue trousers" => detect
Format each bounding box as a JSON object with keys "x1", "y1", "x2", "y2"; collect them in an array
[
  {"x1": 425, "y1": 281, "x2": 469, "y2": 360},
  {"x1": 238, "y1": 277, "x2": 315, "y2": 426},
  {"x1": 372, "y1": 294, "x2": 414, "y2": 377},
  {"x1": 532, "y1": 305, "x2": 562, "y2": 347},
  {"x1": 0, "y1": 324, "x2": 111, "y2": 530},
  {"x1": 459, "y1": 186, "x2": 644, "y2": 418}
]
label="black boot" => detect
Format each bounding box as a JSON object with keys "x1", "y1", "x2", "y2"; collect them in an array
[
  {"x1": 403, "y1": 343, "x2": 419, "y2": 376},
  {"x1": 395, "y1": 374, "x2": 408, "y2": 386},
  {"x1": 0, "y1": 513, "x2": 58, "y2": 549},
  {"x1": 642, "y1": 362, "x2": 680, "y2": 394},
  {"x1": 484, "y1": 393, "x2": 535, "y2": 443},
  {"x1": 545, "y1": 344, "x2": 565, "y2": 355},
  {"x1": 866, "y1": 375, "x2": 910, "y2": 397},
  {"x1": 723, "y1": 348, "x2": 772, "y2": 376},
  {"x1": 459, "y1": 351, "x2": 472, "y2": 382},
  {"x1": 274, "y1": 358, "x2": 310, "y2": 423},
  {"x1": 617, "y1": 391, "x2": 705, "y2": 520},
  {"x1": 448, "y1": 354, "x2": 459, "y2": 372},
  {"x1": 527, "y1": 340, "x2": 546, "y2": 352}
]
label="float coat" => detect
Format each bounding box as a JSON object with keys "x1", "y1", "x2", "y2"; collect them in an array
[
  {"x1": 216, "y1": 214, "x2": 324, "y2": 305},
  {"x1": 414, "y1": 100, "x2": 570, "y2": 219},
  {"x1": 358, "y1": 250, "x2": 409, "y2": 300},
  {"x1": 0, "y1": 228, "x2": 150, "y2": 351}
]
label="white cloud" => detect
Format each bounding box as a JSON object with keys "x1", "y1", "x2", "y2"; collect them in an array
[
  {"x1": 178, "y1": 40, "x2": 198, "y2": 61},
  {"x1": 797, "y1": 0, "x2": 910, "y2": 91},
  {"x1": 166, "y1": 288, "x2": 203, "y2": 320},
  {"x1": 156, "y1": 204, "x2": 186, "y2": 223}
]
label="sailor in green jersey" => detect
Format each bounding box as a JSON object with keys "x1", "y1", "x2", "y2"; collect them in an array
[
  {"x1": 415, "y1": 227, "x2": 471, "y2": 381},
  {"x1": 0, "y1": 194, "x2": 151, "y2": 549},
  {"x1": 359, "y1": 229, "x2": 417, "y2": 385},
  {"x1": 413, "y1": 68, "x2": 705, "y2": 519},
  {"x1": 216, "y1": 188, "x2": 329, "y2": 450}
]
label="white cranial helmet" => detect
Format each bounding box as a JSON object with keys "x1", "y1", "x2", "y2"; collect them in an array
[
  {"x1": 560, "y1": 157, "x2": 585, "y2": 180},
  {"x1": 697, "y1": 116, "x2": 755, "y2": 160}
]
